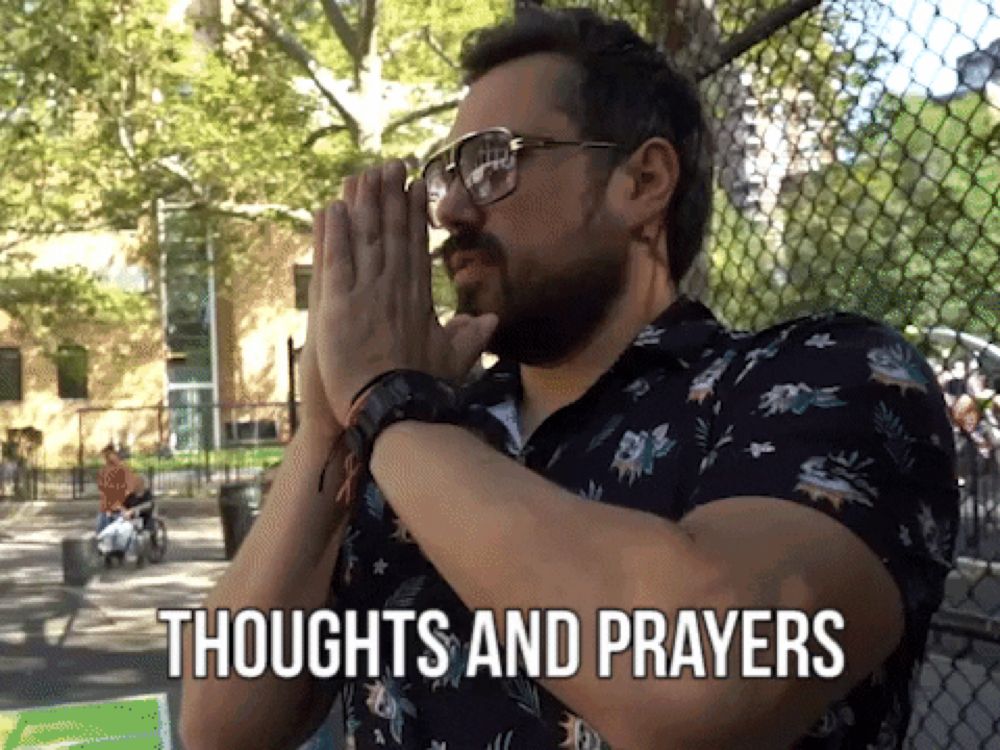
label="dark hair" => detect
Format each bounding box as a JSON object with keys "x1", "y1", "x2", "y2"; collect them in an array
[{"x1": 460, "y1": 6, "x2": 714, "y2": 284}]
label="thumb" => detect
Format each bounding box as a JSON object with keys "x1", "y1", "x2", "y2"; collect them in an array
[{"x1": 444, "y1": 313, "x2": 498, "y2": 374}]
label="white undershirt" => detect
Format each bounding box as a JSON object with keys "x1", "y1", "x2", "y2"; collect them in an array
[{"x1": 486, "y1": 397, "x2": 524, "y2": 454}]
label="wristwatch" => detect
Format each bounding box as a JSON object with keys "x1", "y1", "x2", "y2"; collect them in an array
[
  {"x1": 344, "y1": 370, "x2": 512, "y2": 465},
  {"x1": 345, "y1": 370, "x2": 464, "y2": 465}
]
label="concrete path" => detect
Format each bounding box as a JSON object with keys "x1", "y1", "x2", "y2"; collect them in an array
[
  {"x1": 2, "y1": 499, "x2": 999, "y2": 749},
  {"x1": 0, "y1": 498, "x2": 226, "y2": 749}
]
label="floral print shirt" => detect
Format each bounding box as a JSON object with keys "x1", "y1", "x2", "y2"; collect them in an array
[{"x1": 326, "y1": 296, "x2": 958, "y2": 749}]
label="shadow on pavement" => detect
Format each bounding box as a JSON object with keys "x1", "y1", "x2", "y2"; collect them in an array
[{"x1": 1, "y1": 499, "x2": 228, "y2": 749}]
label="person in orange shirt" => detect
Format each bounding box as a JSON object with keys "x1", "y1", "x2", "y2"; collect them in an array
[{"x1": 95, "y1": 444, "x2": 145, "y2": 534}]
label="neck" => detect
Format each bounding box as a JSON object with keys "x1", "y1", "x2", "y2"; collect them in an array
[{"x1": 518, "y1": 259, "x2": 676, "y2": 439}]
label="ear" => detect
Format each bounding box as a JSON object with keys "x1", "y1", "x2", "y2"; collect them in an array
[{"x1": 606, "y1": 137, "x2": 679, "y2": 241}]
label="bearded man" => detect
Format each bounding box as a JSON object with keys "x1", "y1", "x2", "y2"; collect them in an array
[{"x1": 181, "y1": 7, "x2": 957, "y2": 749}]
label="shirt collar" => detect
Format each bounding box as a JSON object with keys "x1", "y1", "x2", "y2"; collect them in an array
[
  {"x1": 459, "y1": 295, "x2": 726, "y2": 407},
  {"x1": 618, "y1": 294, "x2": 725, "y2": 370}
]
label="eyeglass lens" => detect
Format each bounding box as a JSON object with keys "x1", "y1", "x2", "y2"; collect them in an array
[{"x1": 425, "y1": 130, "x2": 519, "y2": 225}]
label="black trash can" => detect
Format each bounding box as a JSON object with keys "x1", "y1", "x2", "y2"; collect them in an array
[
  {"x1": 62, "y1": 535, "x2": 98, "y2": 586},
  {"x1": 218, "y1": 482, "x2": 261, "y2": 560}
]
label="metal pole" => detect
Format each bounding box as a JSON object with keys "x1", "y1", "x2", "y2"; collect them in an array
[
  {"x1": 695, "y1": 0, "x2": 822, "y2": 81},
  {"x1": 287, "y1": 337, "x2": 298, "y2": 436},
  {"x1": 206, "y1": 222, "x2": 222, "y2": 452},
  {"x1": 970, "y1": 439, "x2": 980, "y2": 553},
  {"x1": 76, "y1": 411, "x2": 84, "y2": 499},
  {"x1": 157, "y1": 402, "x2": 164, "y2": 454}
]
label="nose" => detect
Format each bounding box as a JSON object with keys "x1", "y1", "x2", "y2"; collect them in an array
[{"x1": 434, "y1": 171, "x2": 484, "y2": 234}]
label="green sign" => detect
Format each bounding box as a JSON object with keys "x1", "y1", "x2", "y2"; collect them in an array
[{"x1": 0, "y1": 694, "x2": 170, "y2": 749}]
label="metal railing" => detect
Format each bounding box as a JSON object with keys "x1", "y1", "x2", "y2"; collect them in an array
[{"x1": 0, "y1": 401, "x2": 295, "y2": 501}]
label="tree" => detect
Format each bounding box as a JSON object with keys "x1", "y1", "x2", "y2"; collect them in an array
[
  {"x1": 1, "y1": 0, "x2": 514, "y2": 335},
  {"x1": 0, "y1": 258, "x2": 155, "y2": 354},
  {"x1": 2, "y1": 0, "x2": 512, "y2": 234},
  {"x1": 776, "y1": 90, "x2": 1000, "y2": 338}
]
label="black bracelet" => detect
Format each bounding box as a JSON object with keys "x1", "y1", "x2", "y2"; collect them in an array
[
  {"x1": 350, "y1": 369, "x2": 406, "y2": 406},
  {"x1": 344, "y1": 370, "x2": 462, "y2": 466},
  {"x1": 317, "y1": 438, "x2": 339, "y2": 493}
]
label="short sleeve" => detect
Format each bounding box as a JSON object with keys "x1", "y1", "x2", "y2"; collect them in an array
[{"x1": 686, "y1": 314, "x2": 960, "y2": 630}]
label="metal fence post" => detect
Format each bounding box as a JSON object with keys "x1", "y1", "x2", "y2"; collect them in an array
[{"x1": 287, "y1": 336, "x2": 298, "y2": 436}]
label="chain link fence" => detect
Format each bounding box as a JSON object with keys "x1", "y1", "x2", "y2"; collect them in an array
[{"x1": 539, "y1": 0, "x2": 999, "y2": 746}]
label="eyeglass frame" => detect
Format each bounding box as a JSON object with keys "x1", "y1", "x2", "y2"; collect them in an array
[{"x1": 419, "y1": 126, "x2": 625, "y2": 225}]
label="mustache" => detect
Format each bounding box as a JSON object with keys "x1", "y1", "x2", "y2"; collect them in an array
[{"x1": 434, "y1": 231, "x2": 505, "y2": 267}]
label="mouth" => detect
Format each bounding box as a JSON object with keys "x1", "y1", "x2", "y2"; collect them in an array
[{"x1": 448, "y1": 249, "x2": 494, "y2": 276}]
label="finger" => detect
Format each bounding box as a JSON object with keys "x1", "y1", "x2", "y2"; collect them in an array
[
  {"x1": 309, "y1": 209, "x2": 326, "y2": 321},
  {"x1": 444, "y1": 313, "x2": 498, "y2": 374},
  {"x1": 442, "y1": 313, "x2": 472, "y2": 332},
  {"x1": 343, "y1": 175, "x2": 358, "y2": 206},
  {"x1": 341, "y1": 173, "x2": 360, "y2": 288},
  {"x1": 352, "y1": 166, "x2": 384, "y2": 284},
  {"x1": 324, "y1": 200, "x2": 354, "y2": 292},
  {"x1": 407, "y1": 178, "x2": 434, "y2": 314},
  {"x1": 381, "y1": 160, "x2": 409, "y2": 280}
]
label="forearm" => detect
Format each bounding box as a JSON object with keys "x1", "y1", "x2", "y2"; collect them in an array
[
  {"x1": 204, "y1": 422, "x2": 350, "y2": 603},
  {"x1": 180, "y1": 421, "x2": 351, "y2": 750},
  {"x1": 370, "y1": 422, "x2": 731, "y2": 747}
]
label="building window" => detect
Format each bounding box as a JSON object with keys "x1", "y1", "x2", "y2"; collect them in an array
[
  {"x1": 294, "y1": 264, "x2": 312, "y2": 310},
  {"x1": 161, "y1": 205, "x2": 214, "y2": 382},
  {"x1": 56, "y1": 345, "x2": 88, "y2": 399},
  {"x1": 0, "y1": 348, "x2": 22, "y2": 401}
]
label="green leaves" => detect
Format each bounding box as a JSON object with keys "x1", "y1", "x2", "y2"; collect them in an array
[
  {"x1": 1, "y1": 0, "x2": 511, "y2": 240},
  {"x1": 0, "y1": 261, "x2": 154, "y2": 351},
  {"x1": 1, "y1": 0, "x2": 518, "y2": 334},
  {"x1": 774, "y1": 90, "x2": 999, "y2": 336}
]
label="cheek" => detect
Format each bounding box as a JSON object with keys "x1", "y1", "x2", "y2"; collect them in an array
[{"x1": 492, "y1": 166, "x2": 593, "y2": 249}]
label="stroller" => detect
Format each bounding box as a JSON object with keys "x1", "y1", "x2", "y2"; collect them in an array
[{"x1": 95, "y1": 490, "x2": 168, "y2": 567}]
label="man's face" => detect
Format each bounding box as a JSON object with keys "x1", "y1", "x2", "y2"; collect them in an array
[{"x1": 435, "y1": 53, "x2": 631, "y2": 366}]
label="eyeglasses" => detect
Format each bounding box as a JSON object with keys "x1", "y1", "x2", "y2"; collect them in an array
[{"x1": 419, "y1": 127, "x2": 623, "y2": 227}]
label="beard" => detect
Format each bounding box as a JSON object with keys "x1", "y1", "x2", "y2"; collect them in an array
[{"x1": 446, "y1": 199, "x2": 629, "y2": 366}]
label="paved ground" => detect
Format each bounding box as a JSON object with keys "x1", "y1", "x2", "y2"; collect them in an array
[
  {"x1": 0, "y1": 497, "x2": 226, "y2": 749},
  {"x1": 1, "y1": 498, "x2": 999, "y2": 749}
]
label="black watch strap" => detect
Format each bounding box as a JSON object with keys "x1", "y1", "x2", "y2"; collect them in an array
[{"x1": 345, "y1": 370, "x2": 463, "y2": 464}]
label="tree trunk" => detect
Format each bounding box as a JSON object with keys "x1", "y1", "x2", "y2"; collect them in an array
[
  {"x1": 357, "y1": 26, "x2": 386, "y2": 153},
  {"x1": 355, "y1": 0, "x2": 386, "y2": 153},
  {"x1": 654, "y1": 0, "x2": 730, "y2": 301}
]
